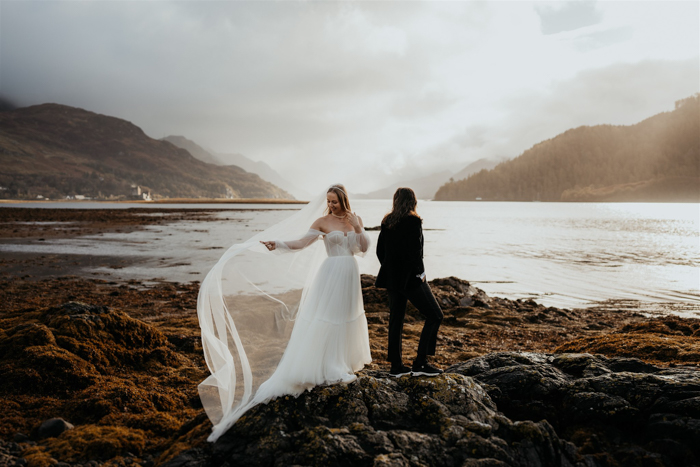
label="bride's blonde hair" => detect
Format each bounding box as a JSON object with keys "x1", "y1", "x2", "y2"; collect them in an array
[{"x1": 325, "y1": 184, "x2": 351, "y2": 215}]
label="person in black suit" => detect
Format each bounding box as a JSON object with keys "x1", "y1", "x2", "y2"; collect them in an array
[{"x1": 376, "y1": 187, "x2": 443, "y2": 377}]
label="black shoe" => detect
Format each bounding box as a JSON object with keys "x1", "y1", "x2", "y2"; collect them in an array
[
  {"x1": 412, "y1": 362, "x2": 443, "y2": 377},
  {"x1": 389, "y1": 364, "x2": 412, "y2": 378}
]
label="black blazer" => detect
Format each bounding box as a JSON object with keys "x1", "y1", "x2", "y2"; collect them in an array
[{"x1": 375, "y1": 215, "x2": 425, "y2": 291}]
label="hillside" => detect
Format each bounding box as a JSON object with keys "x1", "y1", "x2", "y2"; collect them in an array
[
  {"x1": 451, "y1": 157, "x2": 500, "y2": 181},
  {"x1": 354, "y1": 170, "x2": 452, "y2": 200},
  {"x1": 354, "y1": 159, "x2": 498, "y2": 200},
  {"x1": 213, "y1": 150, "x2": 311, "y2": 200},
  {"x1": 0, "y1": 104, "x2": 292, "y2": 200},
  {"x1": 161, "y1": 135, "x2": 222, "y2": 166},
  {"x1": 160, "y1": 134, "x2": 309, "y2": 200},
  {"x1": 435, "y1": 94, "x2": 700, "y2": 202}
]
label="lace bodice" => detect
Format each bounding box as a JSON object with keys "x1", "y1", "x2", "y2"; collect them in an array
[{"x1": 275, "y1": 228, "x2": 370, "y2": 257}]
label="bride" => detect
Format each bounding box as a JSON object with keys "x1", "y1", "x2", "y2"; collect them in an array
[{"x1": 197, "y1": 184, "x2": 372, "y2": 442}]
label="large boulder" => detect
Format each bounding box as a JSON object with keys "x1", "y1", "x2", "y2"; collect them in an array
[
  {"x1": 166, "y1": 370, "x2": 591, "y2": 467},
  {"x1": 448, "y1": 351, "x2": 700, "y2": 466}
]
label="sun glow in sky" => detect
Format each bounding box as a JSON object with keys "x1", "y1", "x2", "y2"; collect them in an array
[{"x1": 1, "y1": 1, "x2": 698, "y2": 194}]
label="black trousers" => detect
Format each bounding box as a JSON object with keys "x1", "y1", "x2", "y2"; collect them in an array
[{"x1": 387, "y1": 281, "x2": 443, "y2": 365}]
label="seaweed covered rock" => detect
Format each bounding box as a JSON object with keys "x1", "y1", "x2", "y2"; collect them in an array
[
  {"x1": 0, "y1": 302, "x2": 183, "y2": 396},
  {"x1": 0, "y1": 301, "x2": 206, "y2": 464},
  {"x1": 166, "y1": 371, "x2": 591, "y2": 467},
  {"x1": 448, "y1": 351, "x2": 700, "y2": 466},
  {"x1": 359, "y1": 274, "x2": 641, "y2": 364},
  {"x1": 556, "y1": 316, "x2": 700, "y2": 365}
]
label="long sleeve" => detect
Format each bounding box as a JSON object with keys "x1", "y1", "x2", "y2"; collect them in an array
[
  {"x1": 275, "y1": 229, "x2": 322, "y2": 253},
  {"x1": 351, "y1": 229, "x2": 371, "y2": 256}
]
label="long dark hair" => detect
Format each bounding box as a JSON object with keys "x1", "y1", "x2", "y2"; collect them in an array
[{"x1": 382, "y1": 187, "x2": 420, "y2": 229}]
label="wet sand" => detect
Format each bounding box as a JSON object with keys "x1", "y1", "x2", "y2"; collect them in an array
[{"x1": 0, "y1": 207, "x2": 221, "y2": 240}]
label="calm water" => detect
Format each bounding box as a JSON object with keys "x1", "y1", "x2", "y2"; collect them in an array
[{"x1": 2, "y1": 201, "x2": 698, "y2": 315}]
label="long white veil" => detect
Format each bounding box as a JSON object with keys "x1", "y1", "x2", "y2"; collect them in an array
[{"x1": 197, "y1": 190, "x2": 329, "y2": 442}]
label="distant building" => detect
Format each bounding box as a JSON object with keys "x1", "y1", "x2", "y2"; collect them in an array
[
  {"x1": 224, "y1": 187, "x2": 236, "y2": 199},
  {"x1": 131, "y1": 184, "x2": 152, "y2": 201}
]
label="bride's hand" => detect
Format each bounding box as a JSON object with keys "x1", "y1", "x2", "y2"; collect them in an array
[
  {"x1": 345, "y1": 212, "x2": 361, "y2": 230},
  {"x1": 260, "y1": 241, "x2": 276, "y2": 251}
]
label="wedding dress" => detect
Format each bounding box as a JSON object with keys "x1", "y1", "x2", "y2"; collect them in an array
[
  {"x1": 197, "y1": 191, "x2": 372, "y2": 442},
  {"x1": 254, "y1": 229, "x2": 371, "y2": 401}
]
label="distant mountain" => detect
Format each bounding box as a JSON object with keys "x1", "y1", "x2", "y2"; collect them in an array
[
  {"x1": 354, "y1": 158, "x2": 498, "y2": 200},
  {"x1": 451, "y1": 158, "x2": 499, "y2": 182},
  {"x1": 212, "y1": 151, "x2": 312, "y2": 200},
  {"x1": 0, "y1": 104, "x2": 292, "y2": 200},
  {"x1": 160, "y1": 136, "x2": 309, "y2": 200},
  {"x1": 435, "y1": 94, "x2": 700, "y2": 202},
  {"x1": 161, "y1": 135, "x2": 222, "y2": 166},
  {"x1": 355, "y1": 170, "x2": 453, "y2": 200}
]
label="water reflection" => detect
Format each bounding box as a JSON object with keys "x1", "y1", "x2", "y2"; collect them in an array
[{"x1": 1, "y1": 201, "x2": 698, "y2": 315}]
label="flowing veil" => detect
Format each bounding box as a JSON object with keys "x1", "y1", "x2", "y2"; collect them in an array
[{"x1": 197, "y1": 190, "x2": 330, "y2": 442}]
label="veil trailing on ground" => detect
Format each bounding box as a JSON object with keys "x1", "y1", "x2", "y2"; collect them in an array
[{"x1": 197, "y1": 190, "x2": 331, "y2": 442}]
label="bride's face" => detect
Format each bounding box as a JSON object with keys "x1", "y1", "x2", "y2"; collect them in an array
[{"x1": 327, "y1": 192, "x2": 342, "y2": 215}]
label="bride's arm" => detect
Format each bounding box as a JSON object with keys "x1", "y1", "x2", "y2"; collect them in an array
[
  {"x1": 349, "y1": 214, "x2": 370, "y2": 254},
  {"x1": 261, "y1": 219, "x2": 324, "y2": 252}
]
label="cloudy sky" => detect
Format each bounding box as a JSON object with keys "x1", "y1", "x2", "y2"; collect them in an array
[{"x1": 1, "y1": 1, "x2": 698, "y2": 194}]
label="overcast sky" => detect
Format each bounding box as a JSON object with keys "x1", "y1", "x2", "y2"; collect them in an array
[{"x1": 1, "y1": 1, "x2": 698, "y2": 194}]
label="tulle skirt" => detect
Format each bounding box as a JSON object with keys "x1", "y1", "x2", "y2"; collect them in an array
[{"x1": 253, "y1": 255, "x2": 372, "y2": 403}]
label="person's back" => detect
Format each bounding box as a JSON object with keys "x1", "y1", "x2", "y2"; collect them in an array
[
  {"x1": 375, "y1": 187, "x2": 443, "y2": 378},
  {"x1": 376, "y1": 215, "x2": 424, "y2": 292}
]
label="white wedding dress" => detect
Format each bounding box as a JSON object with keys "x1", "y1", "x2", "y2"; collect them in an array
[
  {"x1": 197, "y1": 192, "x2": 372, "y2": 442},
  {"x1": 254, "y1": 229, "x2": 372, "y2": 401}
]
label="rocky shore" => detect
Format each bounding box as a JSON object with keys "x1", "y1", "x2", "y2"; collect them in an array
[
  {"x1": 165, "y1": 349, "x2": 700, "y2": 467},
  {"x1": 1, "y1": 206, "x2": 698, "y2": 466},
  {"x1": 1, "y1": 272, "x2": 698, "y2": 467}
]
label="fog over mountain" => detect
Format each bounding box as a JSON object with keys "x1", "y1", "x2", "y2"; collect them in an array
[
  {"x1": 1, "y1": 1, "x2": 697, "y2": 193},
  {"x1": 355, "y1": 158, "x2": 499, "y2": 200},
  {"x1": 162, "y1": 135, "x2": 310, "y2": 199}
]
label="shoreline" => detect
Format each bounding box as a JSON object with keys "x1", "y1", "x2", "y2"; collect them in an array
[
  {"x1": 1, "y1": 205, "x2": 697, "y2": 316},
  {"x1": 0, "y1": 198, "x2": 308, "y2": 205},
  {"x1": 1, "y1": 202, "x2": 699, "y2": 464},
  {"x1": 3, "y1": 198, "x2": 700, "y2": 205}
]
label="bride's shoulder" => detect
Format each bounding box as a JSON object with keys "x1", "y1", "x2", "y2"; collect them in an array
[{"x1": 310, "y1": 216, "x2": 330, "y2": 232}]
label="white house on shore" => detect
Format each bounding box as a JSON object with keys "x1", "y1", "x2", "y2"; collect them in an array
[{"x1": 131, "y1": 185, "x2": 152, "y2": 201}]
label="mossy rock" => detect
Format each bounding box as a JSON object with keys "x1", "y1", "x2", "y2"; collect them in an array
[{"x1": 24, "y1": 425, "x2": 147, "y2": 463}]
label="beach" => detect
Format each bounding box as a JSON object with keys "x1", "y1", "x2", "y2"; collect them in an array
[{"x1": 1, "y1": 206, "x2": 699, "y2": 466}]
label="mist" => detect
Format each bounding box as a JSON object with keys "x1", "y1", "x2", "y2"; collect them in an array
[{"x1": 1, "y1": 1, "x2": 697, "y2": 193}]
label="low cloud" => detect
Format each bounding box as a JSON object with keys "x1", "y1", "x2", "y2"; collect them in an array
[
  {"x1": 1, "y1": 1, "x2": 697, "y2": 193},
  {"x1": 416, "y1": 58, "x2": 700, "y2": 177},
  {"x1": 535, "y1": 1, "x2": 604, "y2": 35}
]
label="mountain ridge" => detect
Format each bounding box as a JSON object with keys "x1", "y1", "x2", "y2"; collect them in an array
[
  {"x1": 354, "y1": 159, "x2": 499, "y2": 200},
  {"x1": 212, "y1": 150, "x2": 312, "y2": 200},
  {"x1": 0, "y1": 104, "x2": 291, "y2": 200},
  {"x1": 435, "y1": 94, "x2": 700, "y2": 202},
  {"x1": 161, "y1": 134, "x2": 310, "y2": 200}
]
